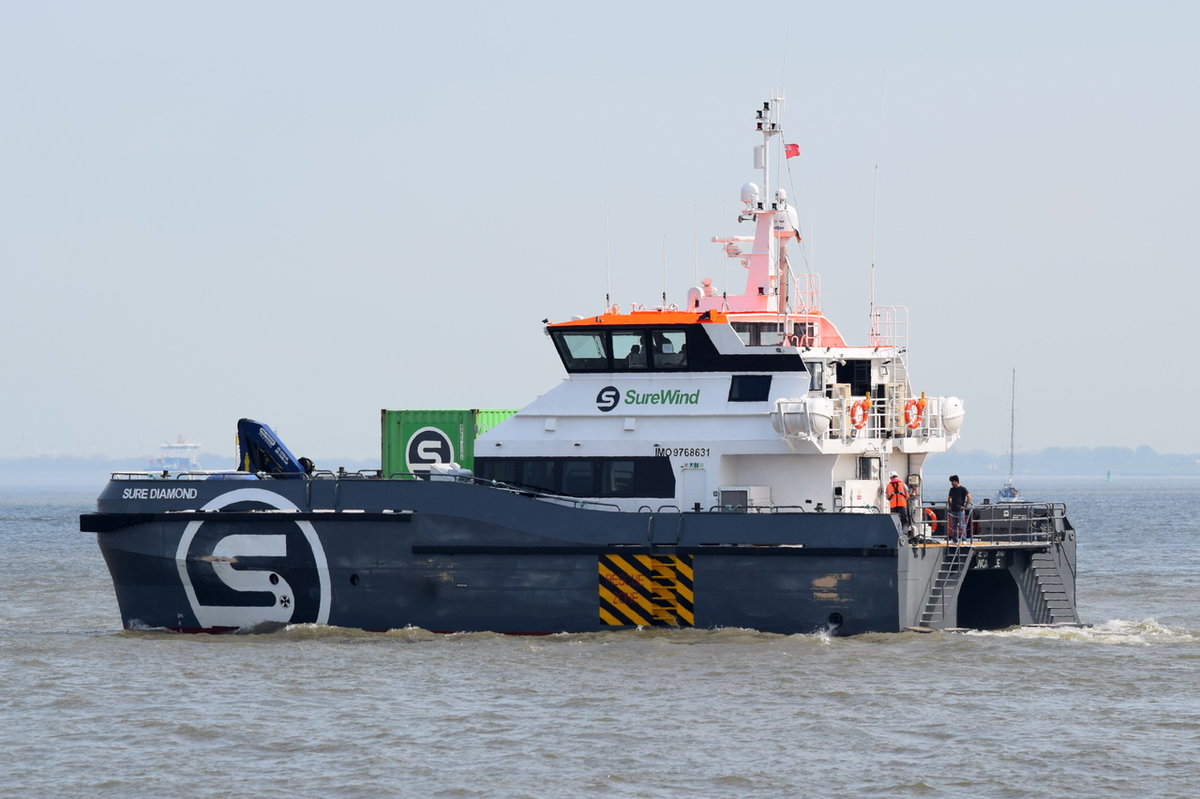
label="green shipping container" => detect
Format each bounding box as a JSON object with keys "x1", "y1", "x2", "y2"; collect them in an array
[{"x1": 381, "y1": 409, "x2": 517, "y2": 479}]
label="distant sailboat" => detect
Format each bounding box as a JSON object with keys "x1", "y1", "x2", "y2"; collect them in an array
[{"x1": 997, "y1": 369, "x2": 1021, "y2": 502}]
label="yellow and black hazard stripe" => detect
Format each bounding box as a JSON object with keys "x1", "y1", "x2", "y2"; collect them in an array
[{"x1": 599, "y1": 554, "x2": 694, "y2": 627}]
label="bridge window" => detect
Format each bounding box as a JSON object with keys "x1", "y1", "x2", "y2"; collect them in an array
[
  {"x1": 650, "y1": 330, "x2": 687, "y2": 369},
  {"x1": 550, "y1": 327, "x2": 690, "y2": 373},
  {"x1": 555, "y1": 331, "x2": 608, "y2": 371},
  {"x1": 612, "y1": 331, "x2": 648, "y2": 370},
  {"x1": 552, "y1": 324, "x2": 811, "y2": 374}
]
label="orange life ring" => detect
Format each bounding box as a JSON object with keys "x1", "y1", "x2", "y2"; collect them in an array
[
  {"x1": 923, "y1": 507, "x2": 939, "y2": 533},
  {"x1": 904, "y1": 399, "x2": 924, "y2": 429},
  {"x1": 849, "y1": 400, "x2": 869, "y2": 429}
]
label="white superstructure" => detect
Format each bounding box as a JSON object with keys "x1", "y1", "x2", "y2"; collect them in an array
[{"x1": 475, "y1": 96, "x2": 964, "y2": 517}]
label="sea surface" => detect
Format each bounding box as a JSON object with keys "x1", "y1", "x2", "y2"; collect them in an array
[{"x1": 2, "y1": 477, "x2": 1198, "y2": 798}]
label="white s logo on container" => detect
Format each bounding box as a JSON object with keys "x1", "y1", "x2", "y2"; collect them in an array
[{"x1": 406, "y1": 427, "x2": 455, "y2": 472}]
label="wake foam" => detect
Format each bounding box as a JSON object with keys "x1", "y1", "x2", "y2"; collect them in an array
[{"x1": 962, "y1": 618, "x2": 1198, "y2": 645}]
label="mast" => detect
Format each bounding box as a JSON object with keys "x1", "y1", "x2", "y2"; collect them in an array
[
  {"x1": 705, "y1": 96, "x2": 805, "y2": 316},
  {"x1": 739, "y1": 95, "x2": 798, "y2": 315},
  {"x1": 1008, "y1": 368, "x2": 1016, "y2": 481},
  {"x1": 868, "y1": 161, "x2": 880, "y2": 344}
]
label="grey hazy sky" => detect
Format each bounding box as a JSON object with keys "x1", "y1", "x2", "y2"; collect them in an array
[{"x1": 2, "y1": 1, "x2": 1196, "y2": 461}]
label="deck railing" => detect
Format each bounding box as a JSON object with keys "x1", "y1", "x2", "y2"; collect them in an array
[
  {"x1": 105, "y1": 472, "x2": 1067, "y2": 541},
  {"x1": 916, "y1": 501, "x2": 1067, "y2": 544},
  {"x1": 827, "y1": 393, "x2": 957, "y2": 442}
]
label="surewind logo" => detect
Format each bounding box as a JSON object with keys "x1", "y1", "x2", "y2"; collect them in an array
[
  {"x1": 175, "y1": 488, "x2": 331, "y2": 630},
  {"x1": 624, "y1": 388, "x2": 701, "y2": 406},
  {"x1": 596, "y1": 386, "x2": 701, "y2": 411},
  {"x1": 406, "y1": 427, "x2": 455, "y2": 471},
  {"x1": 596, "y1": 386, "x2": 620, "y2": 412}
]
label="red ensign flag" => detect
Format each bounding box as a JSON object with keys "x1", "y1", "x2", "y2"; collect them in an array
[{"x1": 785, "y1": 143, "x2": 801, "y2": 159}]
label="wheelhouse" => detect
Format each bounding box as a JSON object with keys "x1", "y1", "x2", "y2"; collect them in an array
[{"x1": 548, "y1": 316, "x2": 811, "y2": 374}]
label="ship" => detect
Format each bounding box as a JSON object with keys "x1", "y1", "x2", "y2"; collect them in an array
[
  {"x1": 80, "y1": 96, "x2": 1079, "y2": 635},
  {"x1": 147, "y1": 436, "x2": 202, "y2": 473}
]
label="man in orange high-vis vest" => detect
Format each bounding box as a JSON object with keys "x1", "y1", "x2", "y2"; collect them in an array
[{"x1": 886, "y1": 472, "x2": 911, "y2": 529}]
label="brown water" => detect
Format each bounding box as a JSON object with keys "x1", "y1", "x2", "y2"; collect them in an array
[{"x1": 2, "y1": 479, "x2": 1198, "y2": 798}]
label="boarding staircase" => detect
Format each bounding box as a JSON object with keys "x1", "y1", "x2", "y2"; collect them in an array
[
  {"x1": 917, "y1": 544, "x2": 972, "y2": 628},
  {"x1": 1025, "y1": 550, "x2": 1079, "y2": 625}
]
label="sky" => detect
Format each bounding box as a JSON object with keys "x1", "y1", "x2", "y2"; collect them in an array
[{"x1": 2, "y1": 1, "x2": 1197, "y2": 462}]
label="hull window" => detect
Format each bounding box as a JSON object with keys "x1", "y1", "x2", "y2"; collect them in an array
[
  {"x1": 729, "y1": 374, "x2": 772, "y2": 402},
  {"x1": 476, "y1": 456, "x2": 676, "y2": 498}
]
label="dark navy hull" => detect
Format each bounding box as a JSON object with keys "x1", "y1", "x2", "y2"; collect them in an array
[
  {"x1": 82, "y1": 476, "x2": 1078, "y2": 635},
  {"x1": 83, "y1": 477, "x2": 905, "y2": 635}
]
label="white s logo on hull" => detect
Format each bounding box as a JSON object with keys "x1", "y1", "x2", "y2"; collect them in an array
[{"x1": 175, "y1": 488, "x2": 331, "y2": 629}]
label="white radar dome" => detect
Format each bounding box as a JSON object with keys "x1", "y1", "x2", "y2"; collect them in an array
[{"x1": 941, "y1": 397, "x2": 966, "y2": 434}]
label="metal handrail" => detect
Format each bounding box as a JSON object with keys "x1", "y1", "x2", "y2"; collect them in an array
[
  {"x1": 922, "y1": 500, "x2": 1068, "y2": 544},
  {"x1": 705, "y1": 504, "x2": 808, "y2": 514},
  {"x1": 838, "y1": 503, "x2": 882, "y2": 513},
  {"x1": 823, "y1": 393, "x2": 958, "y2": 441},
  {"x1": 917, "y1": 542, "x2": 971, "y2": 628},
  {"x1": 109, "y1": 470, "x2": 257, "y2": 481}
]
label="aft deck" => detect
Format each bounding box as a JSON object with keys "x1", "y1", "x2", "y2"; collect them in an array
[{"x1": 903, "y1": 501, "x2": 1078, "y2": 631}]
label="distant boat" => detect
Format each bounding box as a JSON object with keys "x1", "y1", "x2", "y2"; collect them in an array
[
  {"x1": 148, "y1": 436, "x2": 201, "y2": 471},
  {"x1": 997, "y1": 369, "x2": 1022, "y2": 502}
]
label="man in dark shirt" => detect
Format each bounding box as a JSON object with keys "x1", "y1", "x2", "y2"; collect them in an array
[{"x1": 947, "y1": 475, "x2": 972, "y2": 542}]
